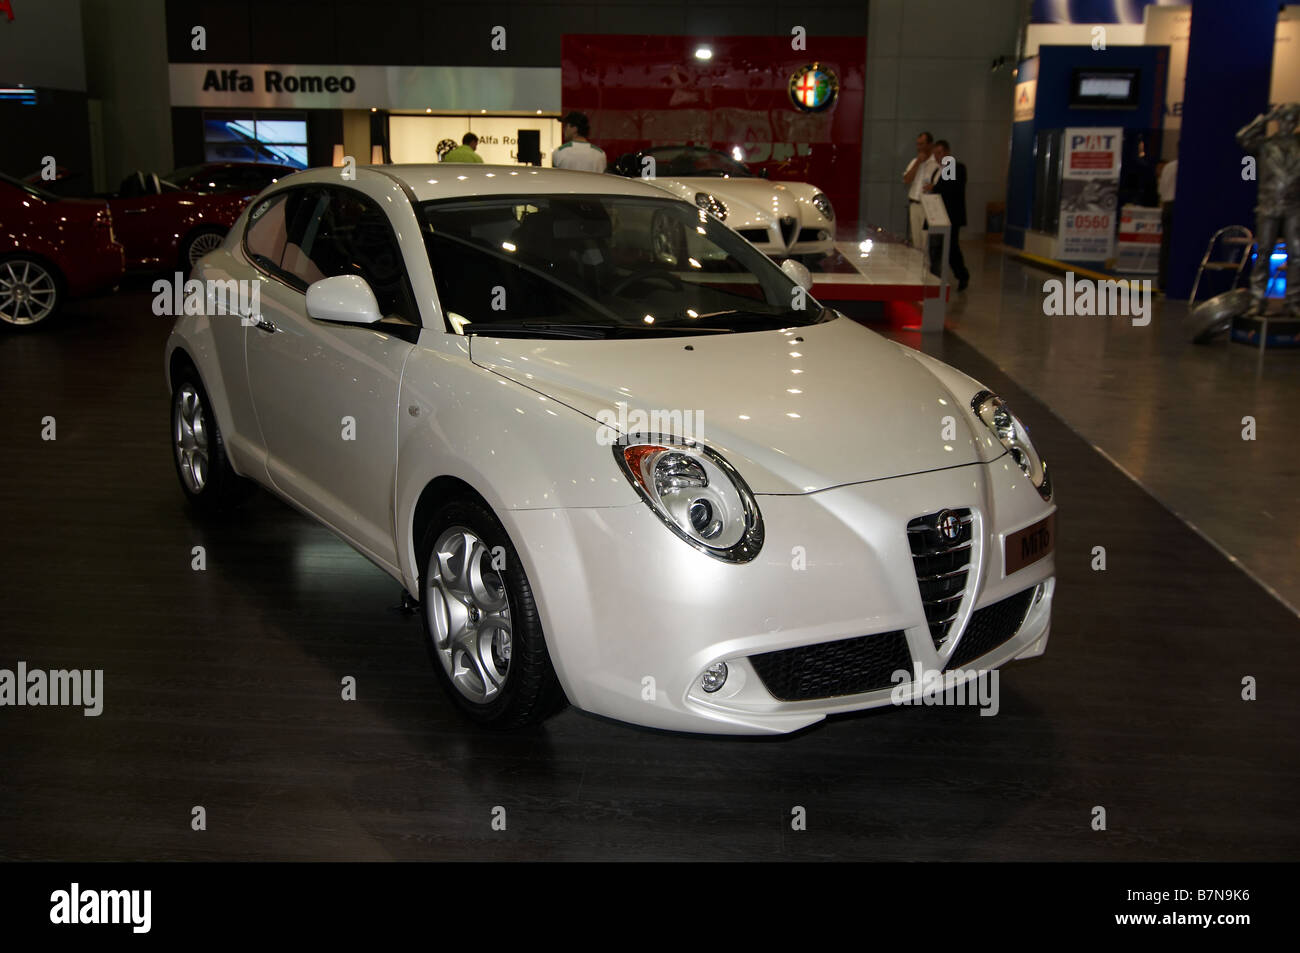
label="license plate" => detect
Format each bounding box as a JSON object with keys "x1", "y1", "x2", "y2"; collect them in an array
[{"x1": 1004, "y1": 512, "x2": 1055, "y2": 575}]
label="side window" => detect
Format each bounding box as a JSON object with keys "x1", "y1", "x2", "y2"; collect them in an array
[
  {"x1": 279, "y1": 188, "x2": 330, "y2": 287},
  {"x1": 282, "y1": 187, "x2": 418, "y2": 324},
  {"x1": 243, "y1": 192, "x2": 290, "y2": 269}
]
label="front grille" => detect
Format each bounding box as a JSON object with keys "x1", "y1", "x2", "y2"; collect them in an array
[
  {"x1": 738, "y1": 228, "x2": 768, "y2": 242},
  {"x1": 750, "y1": 630, "x2": 912, "y2": 701},
  {"x1": 779, "y1": 216, "x2": 798, "y2": 246},
  {"x1": 945, "y1": 588, "x2": 1036, "y2": 669},
  {"x1": 907, "y1": 509, "x2": 974, "y2": 649},
  {"x1": 797, "y1": 227, "x2": 825, "y2": 242}
]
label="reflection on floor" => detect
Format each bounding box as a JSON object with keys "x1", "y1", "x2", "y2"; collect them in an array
[
  {"x1": 943, "y1": 243, "x2": 1300, "y2": 615},
  {"x1": 0, "y1": 282, "x2": 1296, "y2": 861}
]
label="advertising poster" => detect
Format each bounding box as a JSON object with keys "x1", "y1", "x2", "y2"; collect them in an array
[
  {"x1": 1117, "y1": 204, "x2": 1163, "y2": 274},
  {"x1": 1058, "y1": 127, "x2": 1122, "y2": 261}
]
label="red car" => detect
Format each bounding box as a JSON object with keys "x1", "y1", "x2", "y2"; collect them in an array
[
  {"x1": 25, "y1": 168, "x2": 255, "y2": 272},
  {"x1": 0, "y1": 173, "x2": 124, "y2": 328},
  {"x1": 101, "y1": 171, "x2": 252, "y2": 271},
  {"x1": 165, "y1": 162, "x2": 297, "y2": 195}
]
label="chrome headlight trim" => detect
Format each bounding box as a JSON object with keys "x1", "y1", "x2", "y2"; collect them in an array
[
  {"x1": 613, "y1": 436, "x2": 764, "y2": 563},
  {"x1": 694, "y1": 192, "x2": 728, "y2": 221},
  {"x1": 971, "y1": 390, "x2": 1052, "y2": 501},
  {"x1": 811, "y1": 192, "x2": 834, "y2": 221}
]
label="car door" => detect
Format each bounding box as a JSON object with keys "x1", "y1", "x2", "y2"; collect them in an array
[
  {"x1": 243, "y1": 183, "x2": 420, "y2": 570},
  {"x1": 109, "y1": 173, "x2": 190, "y2": 268}
]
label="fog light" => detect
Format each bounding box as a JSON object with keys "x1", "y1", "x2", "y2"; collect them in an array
[{"x1": 700, "y1": 661, "x2": 728, "y2": 693}]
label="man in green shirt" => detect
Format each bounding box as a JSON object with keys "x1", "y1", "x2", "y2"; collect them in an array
[{"x1": 442, "y1": 133, "x2": 484, "y2": 164}]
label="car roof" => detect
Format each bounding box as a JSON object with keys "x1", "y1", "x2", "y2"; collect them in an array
[{"x1": 369, "y1": 164, "x2": 672, "y2": 203}]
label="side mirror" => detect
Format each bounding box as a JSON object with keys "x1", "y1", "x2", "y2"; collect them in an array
[
  {"x1": 305, "y1": 274, "x2": 383, "y2": 325},
  {"x1": 780, "y1": 258, "x2": 813, "y2": 292}
]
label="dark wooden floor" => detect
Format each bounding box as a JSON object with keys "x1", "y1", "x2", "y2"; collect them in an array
[{"x1": 1, "y1": 285, "x2": 1297, "y2": 861}]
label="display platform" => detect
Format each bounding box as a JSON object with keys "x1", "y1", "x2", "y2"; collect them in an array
[
  {"x1": 806, "y1": 240, "x2": 945, "y2": 304},
  {"x1": 1231, "y1": 312, "x2": 1300, "y2": 349}
]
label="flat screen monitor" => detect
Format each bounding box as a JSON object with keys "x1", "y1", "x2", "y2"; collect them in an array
[{"x1": 1070, "y1": 68, "x2": 1141, "y2": 109}]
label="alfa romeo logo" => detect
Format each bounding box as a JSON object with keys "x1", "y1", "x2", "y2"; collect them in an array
[
  {"x1": 789, "y1": 63, "x2": 838, "y2": 112},
  {"x1": 936, "y1": 510, "x2": 963, "y2": 542}
]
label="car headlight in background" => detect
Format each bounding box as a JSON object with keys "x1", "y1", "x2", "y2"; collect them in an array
[
  {"x1": 972, "y1": 391, "x2": 1051, "y2": 500},
  {"x1": 811, "y1": 192, "x2": 834, "y2": 221},
  {"x1": 614, "y1": 440, "x2": 764, "y2": 562},
  {"x1": 694, "y1": 192, "x2": 728, "y2": 221}
]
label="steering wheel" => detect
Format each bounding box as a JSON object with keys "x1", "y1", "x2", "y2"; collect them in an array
[{"x1": 610, "y1": 269, "x2": 686, "y2": 296}]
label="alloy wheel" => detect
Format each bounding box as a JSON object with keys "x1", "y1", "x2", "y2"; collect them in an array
[
  {"x1": 0, "y1": 259, "x2": 58, "y2": 326},
  {"x1": 426, "y1": 525, "x2": 513, "y2": 704},
  {"x1": 173, "y1": 383, "x2": 210, "y2": 493},
  {"x1": 187, "y1": 231, "x2": 224, "y2": 268}
]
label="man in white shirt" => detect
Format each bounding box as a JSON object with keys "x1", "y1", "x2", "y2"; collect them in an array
[
  {"x1": 552, "y1": 112, "x2": 607, "y2": 173},
  {"x1": 903, "y1": 131, "x2": 938, "y2": 248},
  {"x1": 1157, "y1": 157, "x2": 1178, "y2": 291}
]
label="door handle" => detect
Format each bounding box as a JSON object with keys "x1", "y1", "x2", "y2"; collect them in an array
[{"x1": 250, "y1": 314, "x2": 278, "y2": 333}]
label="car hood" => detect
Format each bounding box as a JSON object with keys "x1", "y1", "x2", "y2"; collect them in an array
[
  {"x1": 468, "y1": 317, "x2": 986, "y2": 494},
  {"x1": 650, "y1": 177, "x2": 826, "y2": 230}
]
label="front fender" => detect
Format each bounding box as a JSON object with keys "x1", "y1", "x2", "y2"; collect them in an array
[
  {"x1": 162, "y1": 250, "x2": 263, "y2": 478},
  {"x1": 394, "y1": 331, "x2": 640, "y2": 593}
]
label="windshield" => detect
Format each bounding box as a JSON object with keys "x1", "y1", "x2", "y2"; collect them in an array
[
  {"x1": 0, "y1": 172, "x2": 58, "y2": 201},
  {"x1": 419, "y1": 195, "x2": 827, "y2": 337},
  {"x1": 650, "y1": 148, "x2": 753, "y2": 178}
]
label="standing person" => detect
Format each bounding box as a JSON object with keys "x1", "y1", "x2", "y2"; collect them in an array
[
  {"x1": 902, "y1": 131, "x2": 938, "y2": 248},
  {"x1": 1157, "y1": 157, "x2": 1178, "y2": 292},
  {"x1": 552, "y1": 112, "x2": 607, "y2": 172},
  {"x1": 923, "y1": 139, "x2": 971, "y2": 291},
  {"x1": 442, "y1": 133, "x2": 484, "y2": 164}
]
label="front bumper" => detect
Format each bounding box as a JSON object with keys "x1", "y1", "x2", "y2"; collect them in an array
[
  {"x1": 734, "y1": 224, "x2": 834, "y2": 259},
  {"x1": 506, "y1": 456, "x2": 1055, "y2": 735}
]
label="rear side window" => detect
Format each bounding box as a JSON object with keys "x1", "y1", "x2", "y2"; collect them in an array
[{"x1": 243, "y1": 193, "x2": 289, "y2": 269}]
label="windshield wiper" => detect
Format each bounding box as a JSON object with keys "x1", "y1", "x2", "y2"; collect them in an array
[
  {"x1": 655, "y1": 307, "x2": 837, "y2": 330},
  {"x1": 462, "y1": 323, "x2": 613, "y2": 339},
  {"x1": 462, "y1": 322, "x2": 737, "y2": 339}
]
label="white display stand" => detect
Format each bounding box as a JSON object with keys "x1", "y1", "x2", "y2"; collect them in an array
[
  {"x1": 920, "y1": 193, "x2": 950, "y2": 333},
  {"x1": 1116, "y1": 204, "x2": 1162, "y2": 274}
]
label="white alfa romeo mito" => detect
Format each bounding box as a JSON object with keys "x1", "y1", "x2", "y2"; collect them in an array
[{"x1": 165, "y1": 165, "x2": 1056, "y2": 735}]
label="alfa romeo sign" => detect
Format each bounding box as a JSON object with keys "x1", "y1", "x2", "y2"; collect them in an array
[{"x1": 788, "y1": 63, "x2": 838, "y2": 112}]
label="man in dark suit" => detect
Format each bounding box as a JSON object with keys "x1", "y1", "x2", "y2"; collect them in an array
[{"x1": 923, "y1": 139, "x2": 971, "y2": 291}]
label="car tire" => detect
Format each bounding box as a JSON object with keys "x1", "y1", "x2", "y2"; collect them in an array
[
  {"x1": 170, "y1": 365, "x2": 253, "y2": 511},
  {"x1": 1190, "y1": 287, "x2": 1251, "y2": 345},
  {"x1": 417, "y1": 497, "x2": 566, "y2": 728},
  {"x1": 180, "y1": 227, "x2": 227, "y2": 274},
  {"x1": 0, "y1": 254, "x2": 63, "y2": 328}
]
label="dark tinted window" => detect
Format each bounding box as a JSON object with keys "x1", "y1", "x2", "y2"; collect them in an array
[{"x1": 420, "y1": 196, "x2": 810, "y2": 333}]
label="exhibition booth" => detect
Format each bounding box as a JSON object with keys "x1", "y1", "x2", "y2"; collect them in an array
[{"x1": 1007, "y1": 3, "x2": 1300, "y2": 311}]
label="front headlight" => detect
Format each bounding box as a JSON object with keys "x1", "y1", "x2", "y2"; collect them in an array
[
  {"x1": 972, "y1": 391, "x2": 1051, "y2": 500},
  {"x1": 694, "y1": 192, "x2": 728, "y2": 221},
  {"x1": 614, "y1": 440, "x2": 763, "y2": 562},
  {"x1": 811, "y1": 192, "x2": 834, "y2": 221}
]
